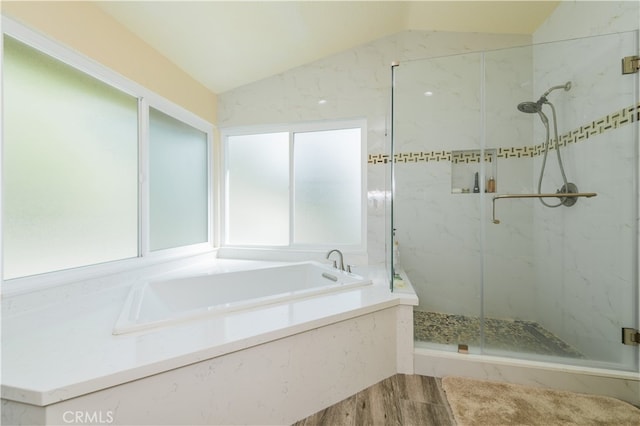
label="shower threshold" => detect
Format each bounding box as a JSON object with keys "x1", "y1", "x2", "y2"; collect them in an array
[{"x1": 414, "y1": 311, "x2": 583, "y2": 358}]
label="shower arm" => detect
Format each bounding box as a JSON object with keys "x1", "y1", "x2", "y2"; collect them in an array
[{"x1": 491, "y1": 192, "x2": 597, "y2": 224}]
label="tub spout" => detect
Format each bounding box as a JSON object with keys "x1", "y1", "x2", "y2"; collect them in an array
[{"x1": 326, "y1": 249, "x2": 345, "y2": 271}]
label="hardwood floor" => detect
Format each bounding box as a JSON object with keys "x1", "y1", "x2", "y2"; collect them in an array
[{"x1": 292, "y1": 374, "x2": 456, "y2": 426}]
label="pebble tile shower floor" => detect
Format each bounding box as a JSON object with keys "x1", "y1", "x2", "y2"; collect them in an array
[{"x1": 414, "y1": 311, "x2": 583, "y2": 357}]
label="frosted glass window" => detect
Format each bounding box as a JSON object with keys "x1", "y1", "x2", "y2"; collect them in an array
[
  {"x1": 2, "y1": 35, "x2": 139, "y2": 279},
  {"x1": 223, "y1": 123, "x2": 364, "y2": 248},
  {"x1": 226, "y1": 133, "x2": 289, "y2": 245},
  {"x1": 149, "y1": 108, "x2": 209, "y2": 251},
  {"x1": 294, "y1": 129, "x2": 362, "y2": 245}
]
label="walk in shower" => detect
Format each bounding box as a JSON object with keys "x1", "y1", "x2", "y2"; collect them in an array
[{"x1": 391, "y1": 30, "x2": 639, "y2": 372}]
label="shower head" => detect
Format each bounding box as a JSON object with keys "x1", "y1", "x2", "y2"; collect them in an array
[
  {"x1": 517, "y1": 101, "x2": 542, "y2": 114},
  {"x1": 517, "y1": 101, "x2": 549, "y2": 126},
  {"x1": 517, "y1": 81, "x2": 572, "y2": 115}
]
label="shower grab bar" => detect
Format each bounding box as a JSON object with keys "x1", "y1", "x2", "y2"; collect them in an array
[{"x1": 492, "y1": 192, "x2": 597, "y2": 224}]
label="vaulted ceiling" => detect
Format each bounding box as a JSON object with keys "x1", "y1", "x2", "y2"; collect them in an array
[{"x1": 98, "y1": 1, "x2": 559, "y2": 94}]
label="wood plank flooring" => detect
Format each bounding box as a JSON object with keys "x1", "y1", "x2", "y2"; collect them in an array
[{"x1": 292, "y1": 374, "x2": 455, "y2": 426}]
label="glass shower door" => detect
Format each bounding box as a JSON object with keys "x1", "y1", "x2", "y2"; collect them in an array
[
  {"x1": 483, "y1": 31, "x2": 639, "y2": 371},
  {"x1": 393, "y1": 52, "x2": 483, "y2": 353},
  {"x1": 393, "y1": 31, "x2": 639, "y2": 371}
]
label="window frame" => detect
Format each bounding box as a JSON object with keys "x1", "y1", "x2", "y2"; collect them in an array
[
  {"x1": 1, "y1": 17, "x2": 215, "y2": 293},
  {"x1": 220, "y1": 118, "x2": 367, "y2": 255}
]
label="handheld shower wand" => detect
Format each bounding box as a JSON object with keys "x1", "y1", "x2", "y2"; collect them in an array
[{"x1": 517, "y1": 81, "x2": 575, "y2": 208}]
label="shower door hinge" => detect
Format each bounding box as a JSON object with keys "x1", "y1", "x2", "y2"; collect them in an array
[
  {"x1": 622, "y1": 328, "x2": 640, "y2": 345},
  {"x1": 621, "y1": 55, "x2": 639, "y2": 74}
]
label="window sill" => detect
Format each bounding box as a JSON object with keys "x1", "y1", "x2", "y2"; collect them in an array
[{"x1": 217, "y1": 246, "x2": 368, "y2": 267}]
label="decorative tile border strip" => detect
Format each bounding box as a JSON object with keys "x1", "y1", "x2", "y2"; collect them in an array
[
  {"x1": 368, "y1": 154, "x2": 390, "y2": 164},
  {"x1": 496, "y1": 146, "x2": 538, "y2": 159},
  {"x1": 368, "y1": 103, "x2": 639, "y2": 164},
  {"x1": 395, "y1": 151, "x2": 451, "y2": 163},
  {"x1": 451, "y1": 151, "x2": 494, "y2": 164}
]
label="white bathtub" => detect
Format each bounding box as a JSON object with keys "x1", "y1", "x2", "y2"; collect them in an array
[{"x1": 113, "y1": 261, "x2": 372, "y2": 335}]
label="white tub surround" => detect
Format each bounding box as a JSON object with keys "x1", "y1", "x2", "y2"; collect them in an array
[{"x1": 1, "y1": 259, "x2": 417, "y2": 425}]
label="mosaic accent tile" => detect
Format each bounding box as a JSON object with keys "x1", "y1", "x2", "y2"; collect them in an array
[
  {"x1": 451, "y1": 150, "x2": 494, "y2": 164},
  {"x1": 368, "y1": 103, "x2": 639, "y2": 165},
  {"x1": 497, "y1": 146, "x2": 537, "y2": 159},
  {"x1": 368, "y1": 154, "x2": 390, "y2": 164},
  {"x1": 414, "y1": 310, "x2": 583, "y2": 358},
  {"x1": 394, "y1": 151, "x2": 451, "y2": 163}
]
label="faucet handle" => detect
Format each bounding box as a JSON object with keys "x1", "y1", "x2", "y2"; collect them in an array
[
  {"x1": 346, "y1": 265, "x2": 352, "y2": 273},
  {"x1": 332, "y1": 260, "x2": 338, "y2": 269}
]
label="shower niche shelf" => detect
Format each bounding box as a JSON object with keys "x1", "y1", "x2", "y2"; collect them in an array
[{"x1": 451, "y1": 149, "x2": 497, "y2": 194}]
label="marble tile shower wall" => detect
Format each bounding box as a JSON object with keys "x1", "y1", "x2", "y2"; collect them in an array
[
  {"x1": 218, "y1": 30, "x2": 531, "y2": 266},
  {"x1": 529, "y1": 27, "x2": 639, "y2": 364}
]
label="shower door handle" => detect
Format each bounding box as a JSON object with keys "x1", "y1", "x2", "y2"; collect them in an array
[{"x1": 491, "y1": 192, "x2": 597, "y2": 224}]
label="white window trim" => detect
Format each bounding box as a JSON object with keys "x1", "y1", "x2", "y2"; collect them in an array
[
  {"x1": 1, "y1": 16, "x2": 216, "y2": 295},
  {"x1": 220, "y1": 118, "x2": 368, "y2": 258}
]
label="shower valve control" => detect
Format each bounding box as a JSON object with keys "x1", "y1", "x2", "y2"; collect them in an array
[{"x1": 621, "y1": 328, "x2": 640, "y2": 346}]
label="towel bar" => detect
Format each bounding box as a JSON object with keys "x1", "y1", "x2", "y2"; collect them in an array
[{"x1": 492, "y1": 192, "x2": 597, "y2": 224}]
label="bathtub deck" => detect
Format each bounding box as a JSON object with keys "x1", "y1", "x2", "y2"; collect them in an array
[
  {"x1": 414, "y1": 310, "x2": 583, "y2": 357},
  {"x1": 1, "y1": 259, "x2": 417, "y2": 408}
]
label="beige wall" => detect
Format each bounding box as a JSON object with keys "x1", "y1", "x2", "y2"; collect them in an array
[{"x1": 2, "y1": 1, "x2": 217, "y2": 123}]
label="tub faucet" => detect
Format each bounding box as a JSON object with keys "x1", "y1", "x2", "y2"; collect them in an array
[{"x1": 326, "y1": 249, "x2": 345, "y2": 271}]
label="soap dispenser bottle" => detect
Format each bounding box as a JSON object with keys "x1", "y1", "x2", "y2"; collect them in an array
[{"x1": 488, "y1": 176, "x2": 496, "y2": 193}]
